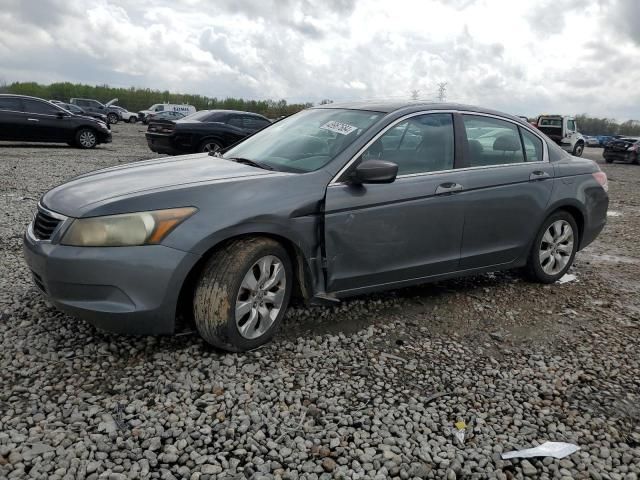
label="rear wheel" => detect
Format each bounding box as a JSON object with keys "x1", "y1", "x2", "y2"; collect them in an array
[
  {"x1": 75, "y1": 128, "x2": 98, "y2": 149},
  {"x1": 107, "y1": 112, "x2": 119, "y2": 124},
  {"x1": 193, "y1": 238, "x2": 292, "y2": 351},
  {"x1": 198, "y1": 140, "x2": 222, "y2": 154},
  {"x1": 128, "y1": 116, "x2": 137, "y2": 123},
  {"x1": 526, "y1": 211, "x2": 578, "y2": 283}
]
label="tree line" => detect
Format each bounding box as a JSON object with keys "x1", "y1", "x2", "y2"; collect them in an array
[
  {"x1": 574, "y1": 114, "x2": 640, "y2": 137},
  {"x1": 0, "y1": 81, "x2": 313, "y2": 118}
]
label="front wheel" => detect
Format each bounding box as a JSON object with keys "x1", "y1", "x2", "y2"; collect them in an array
[
  {"x1": 107, "y1": 113, "x2": 119, "y2": 124},
  {"x1": 526, "y1": 211, "x2": 579, "y2": 283},
  {"x1": 573, "y1": 142, "x2": 584, "y2": 157},
  {"x1": 193, "y1": 238, "x2": 293, "y2": 351},
  {"x1": 198, "y1": 140, "x2": 222, "y2": 154},
  {"x1": 128, "y1": 116, "x2": 137, "y2": 123},
  {"x1": 75, "y1": 128, "x2": 98, "y2": 149}
]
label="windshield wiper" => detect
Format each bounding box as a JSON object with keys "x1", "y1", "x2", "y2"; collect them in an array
[{"x1": 225, "y1": 157, "x2": 275, "y2": 171}]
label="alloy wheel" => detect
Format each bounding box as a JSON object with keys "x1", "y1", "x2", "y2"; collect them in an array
[
  {"x1": 235, "y1": 255, "x2": 286, "y2": 340},
  {"x1": 539, "y1": 220, "x2": 574, "y2": 275},
  {"x1": 202, "y1": 142, "x2": 221, "y2": 154},
  {"x1": 79, "y1": 131, "x2": 96, "y2": 148}
]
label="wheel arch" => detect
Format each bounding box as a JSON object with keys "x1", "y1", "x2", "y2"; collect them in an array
[
  {"x1": 544, "y1": 201, "x2": 585, "y2": 246},
  {"x1": 175, "y1": 230, "x2": 315, "y2": 327}
]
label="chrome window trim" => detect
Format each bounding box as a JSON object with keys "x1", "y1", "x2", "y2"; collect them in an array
[{"x1": 328, "y1": 109, "x2": 549, "y2": 186}]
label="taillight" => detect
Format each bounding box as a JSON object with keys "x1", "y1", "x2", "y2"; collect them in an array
[{"x1": 592, "y1": 171, "x2": 608, "y2": 192}]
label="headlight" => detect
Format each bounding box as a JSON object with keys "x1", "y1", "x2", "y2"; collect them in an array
[{"x1": 61, "y1": 207, "x2": 197, "y2": 247}]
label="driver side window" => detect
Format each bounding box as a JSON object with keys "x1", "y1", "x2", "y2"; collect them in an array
[{"x1": 360, "y1": 113, "x2": 454, "y2": 175}]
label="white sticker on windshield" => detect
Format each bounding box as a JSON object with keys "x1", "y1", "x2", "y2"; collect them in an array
[{"x1": 320, "y1": 121, "x2": 358, "y2": 135}]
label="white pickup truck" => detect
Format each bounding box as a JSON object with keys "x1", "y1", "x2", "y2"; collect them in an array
[{"x1": 534, "y1": 115, "x2": 585, "y2": 157}]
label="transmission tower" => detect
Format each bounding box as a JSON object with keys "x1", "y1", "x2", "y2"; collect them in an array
[{"x1": 437, "y1": 82, "x2": 448, "y2": 102}]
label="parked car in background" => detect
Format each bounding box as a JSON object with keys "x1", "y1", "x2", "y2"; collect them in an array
[
  {"x1": 50, "y1": 100, "x2": 109, "y2": 124},
  {"x1": 534, "y1": 115, "x2": 585, "y2": 156},
  {"x1": 144, "y1": 110, "x2": 186, "y2": 124},
  {"x1": 110, "y1": 105, "x2": 138, "y2": 123},
  {"x1": 603, "y1": 137, "x2": 640, "y2": 164},
  {"x1": 70, "y1": 98, "x2": 121, "y2": 124},
  {"x1": 584, "y1": 135, "x2": 600, "y2": 147},
  {"x1": 23, "y1": 101, "x2": 608, "y2": 351},
  {"x1": 145, "y1": 109, "x2": 271, "y2": 154},
  {"x1": 138, "y1": 103, "x2": 196, "y2": 122},
  {"x1": 0, "y1": 94, "x2": 111, "y2": 148},
  {"x1": 596, "y1": 135, "x2": 613, "y2": 147}
]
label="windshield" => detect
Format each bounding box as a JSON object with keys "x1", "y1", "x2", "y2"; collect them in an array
[{"x1": 223, "y1": 108, "x2": 383, "y2": 173}]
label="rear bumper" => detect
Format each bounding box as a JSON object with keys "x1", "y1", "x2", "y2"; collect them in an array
[
  {"x1": 145, "y1": 133, "x2": 190, "y2": 155},
  {"x1": 580, "y1": 187, "x2": 609, "y2": 250},
  {"x1": 23, "y1": 228, "x2": 200, "y2": 335}
]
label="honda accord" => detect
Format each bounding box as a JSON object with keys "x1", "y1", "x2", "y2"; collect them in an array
[{"x1": 23, "y1": 102, "x2": 608, "y2": 351}]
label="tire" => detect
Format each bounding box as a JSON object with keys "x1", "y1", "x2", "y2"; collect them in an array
[
  {"x1": 107, "y1": 113, "x2": 119, "y2": 124},
  {"x1": 526, "y1": 211, "x2": 579, "y2": 283},
  {"x1": 198, "y1": 139, "x2": 222, "y2": 154},
  {"x1": 75, "y1": 128, "x2": 98, "y2": 149},
  {"x1": 633, "y1": 154, "x2": 639, "y2": 165},
  {"x1": 128, "y1": 116, "x2": 137, "y2": 124},
  {"x1": 572, "y1": 142, "x2": 584, "y2": 157},
  {"x1": 193, "y1": 237, "x2": 293, "y2": 351},
  {"x1": 605, "y1": 157, "x2": 613, "y2": 164}
]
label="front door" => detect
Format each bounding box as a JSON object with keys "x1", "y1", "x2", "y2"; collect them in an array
[
  {"x1": 324, "y1": 113, "x2": 466, "y2": 294},
  {"x1": 21, "y1": 99, "x2": 67, "y2": 142},
  {"x1": 457, "y1": 114, "x2": 554, "y2": 269}
]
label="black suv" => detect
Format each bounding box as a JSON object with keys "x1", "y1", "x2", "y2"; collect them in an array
[
  {"x1": 0, "y1": 94, "x2": 112, "y2": 149},
  {"x1": 145, "y1": 110, "x2": 271, "y2": 155},
  {"x1": 70, "y1": 98, "x2": 121, "y2": 124}
]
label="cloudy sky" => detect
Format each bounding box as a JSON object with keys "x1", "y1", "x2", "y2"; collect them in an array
[{"x1": 1, "y1": 0, "x2": 638, "y2": 119}]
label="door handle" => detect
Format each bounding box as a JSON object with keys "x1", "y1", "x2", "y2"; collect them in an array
[
  {"x1": 435, "y1": 182, "x2": 464, "y2": 195},
  {"x1": 27, "y1": 118, "x2": 39, "y2": 122},
  {"x1": 529, "y1": 170, "x2": 551, "y2": 181}
]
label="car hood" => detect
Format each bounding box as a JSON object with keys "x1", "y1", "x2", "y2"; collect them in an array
[
  {"x1": 42, "y1": 155, "x2": 284, "y2": 217},
  {"x1": 105, "y1": 98, "x2": 118, "y2": 107}
]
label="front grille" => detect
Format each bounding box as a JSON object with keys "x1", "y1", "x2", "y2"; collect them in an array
[{"x1": 33, "y1": 210, "x2": 62, "y2": 240}]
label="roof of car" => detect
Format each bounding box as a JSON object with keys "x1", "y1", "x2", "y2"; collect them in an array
[
  {"x1": 199, "y1": 109, "x2": 269, "y2": 118},
  {"x1": 313, "y1": 100, "x2": 527, "y2": 122}
]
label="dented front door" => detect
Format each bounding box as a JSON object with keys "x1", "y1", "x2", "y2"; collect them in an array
[{"x1": 323, "y1": 172, "x2": 466, "y2": 294}]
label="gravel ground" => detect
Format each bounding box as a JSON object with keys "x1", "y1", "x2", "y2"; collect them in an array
[{"x1": 1, "y1": 126, "x2": 639, "y2": 480}]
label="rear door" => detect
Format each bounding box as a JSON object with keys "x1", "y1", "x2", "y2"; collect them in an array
[
  {"x1": 0, "y1": 97, "x2": 27, "y2": 140},
  {"x1": 324, "y1": 112, "x2": 466, "y2": 294},
  {"x1": 457, "y1": 114, "x2": 554, "y2": 269}
]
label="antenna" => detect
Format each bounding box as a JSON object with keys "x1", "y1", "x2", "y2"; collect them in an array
[{"x1": 437, "y1": 82, "x2": 447, "y2": 102}]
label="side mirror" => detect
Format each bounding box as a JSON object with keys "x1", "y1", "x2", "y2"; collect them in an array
[{"x1": 350, "y1": 160, "x2": 398, "y2": 184}]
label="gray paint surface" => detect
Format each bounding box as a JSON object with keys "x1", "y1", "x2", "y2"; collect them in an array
[{"x1": 23, "y1": 102, "x2": 609, "y2": 334}]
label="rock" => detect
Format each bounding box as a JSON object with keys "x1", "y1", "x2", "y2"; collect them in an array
[
  {"x1": 322, "y1": 457, "x2": 337, "y2": 472},
  {"x1": 521, "y1": 460, "x2": 538, "y2": 477}
]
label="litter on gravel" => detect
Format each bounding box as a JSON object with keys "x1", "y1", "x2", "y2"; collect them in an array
[
  {"x1": 607, "y1": 210, "x2": 622, "y2": 217},
  {"x1": 556, "y1": 273, "x2": 578, "y2": 284},
  {"x1": 501, "y1": 441, "x2": 580, "y2": 460}
]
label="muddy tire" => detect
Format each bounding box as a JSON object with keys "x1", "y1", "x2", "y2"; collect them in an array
[
  {"x1": 525, "y1": 211, "x2": 579, "y2": 284},
  {"x1": 572, "y1": 142, "x2": 584, "y2": 157},
  {"x1": 193, "y1": 237, "x2": 293, "y2": 351}
]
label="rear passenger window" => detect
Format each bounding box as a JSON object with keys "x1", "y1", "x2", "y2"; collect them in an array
[
  {"x1": 243, "y1": 117, "x2": 270, "y2": 129},
  {"x1": 228, "y1": 116, "x2": 243, "y2": 127},
  {"x1": 463, "y1": 115, "x2": 525, "y2": 166},
  {"x1": 0, "y1": 98, "x2": 22, "y2": 111},
  {"x1": 520, "y1": 128, "x2": 544, "y2": 162},
  {"x1": 360, "y1": 113, "x2": 454, "y2": 175}
]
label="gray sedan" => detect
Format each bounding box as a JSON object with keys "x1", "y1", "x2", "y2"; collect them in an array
[{"x1": 23, "y1": 102, "x2": 609, "y2": 351}]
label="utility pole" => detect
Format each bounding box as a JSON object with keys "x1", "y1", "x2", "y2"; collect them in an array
[{"x1": 437, "y1": 82, "x2": 447, "y2": 102}]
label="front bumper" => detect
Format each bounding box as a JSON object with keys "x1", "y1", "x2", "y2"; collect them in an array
[
  {"x1": 98, "y1": 130, "x2": 113, "y2": 144},
  {"x1": 603, "y1": 150, "x2": 636, "y2": 162},
  {"x1": 23, "y1": 224, "x2": 200, "y2": 335}
]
